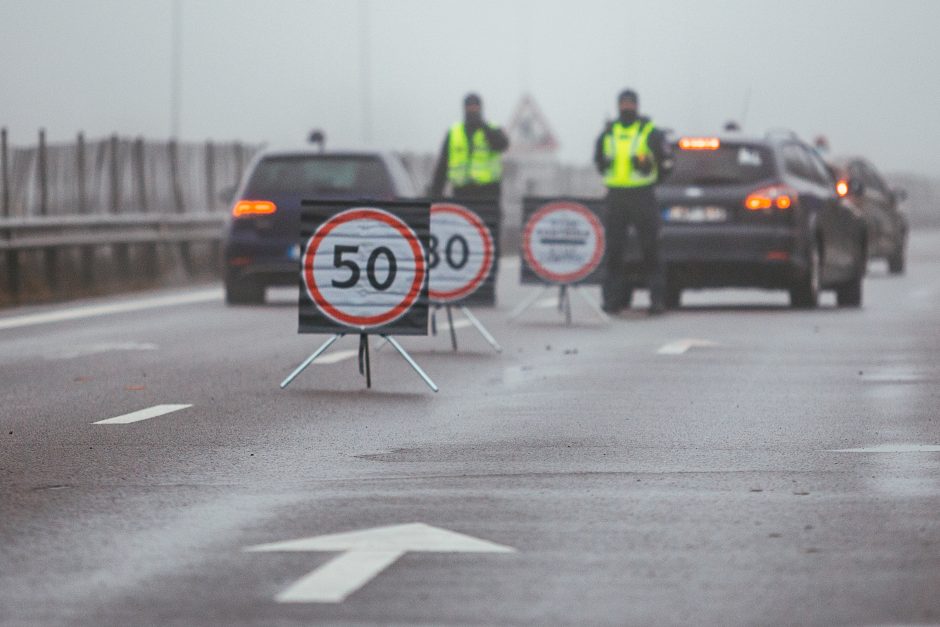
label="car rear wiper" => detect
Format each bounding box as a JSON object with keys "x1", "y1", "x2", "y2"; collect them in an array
[{"x1": 690, "y1": 176, "x2": 740, "y2": 185}]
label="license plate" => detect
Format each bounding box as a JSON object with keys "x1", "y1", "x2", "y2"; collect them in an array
[{"x1": 663, "y1": 205, "x2": 728, "y2": 223}]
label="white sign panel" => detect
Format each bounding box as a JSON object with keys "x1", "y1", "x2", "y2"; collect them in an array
[
  {"x1": 302, "y1": 207, "x2": 427, "y2": 330},
  {"x1": 522, "y1": 201, "x2": 605, "y2": 284}
]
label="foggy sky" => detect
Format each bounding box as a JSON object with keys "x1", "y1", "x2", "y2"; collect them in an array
[{"x1": 3, "y1": 0, "x2": 939, "y2": 176}]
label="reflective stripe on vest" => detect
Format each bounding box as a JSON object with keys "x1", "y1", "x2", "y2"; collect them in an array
[
  {"x1": 603, "y1": 120, "x2": 657, "y2": 188},
  {"x1": 447, "y1": 122, "x2": 503, "y2": 186}
]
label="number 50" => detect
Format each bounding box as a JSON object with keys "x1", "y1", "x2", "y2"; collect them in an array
[{"x1": 331, "y1": 245, "x2": 397, "y2": 291}]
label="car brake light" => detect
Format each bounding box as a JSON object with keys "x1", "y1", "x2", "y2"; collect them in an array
[
  {"x1": 836, "y1": 179, "x2": 849, "y2": 197},
  {"x1": 232, "y1": 200, "x2": 277, "y2": 218},
  {"x1": 678, "y1": 137, "x2": 720, "y2": 150},
  {"x1": 744, "y1": 185, "x2": 796, "y2": 211}
]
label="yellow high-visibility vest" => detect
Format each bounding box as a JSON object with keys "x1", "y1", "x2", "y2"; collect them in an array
[
  {"x1": 447, "y1": 122, "x2": 503, "y2": 186},
  {"x1": 603, "y1": 120, "x2": 657, "y2": 188}
]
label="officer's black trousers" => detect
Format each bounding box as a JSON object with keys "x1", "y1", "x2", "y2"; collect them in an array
[{"x1": 602, "y1": 186, "x2": 664, "y2": 311}]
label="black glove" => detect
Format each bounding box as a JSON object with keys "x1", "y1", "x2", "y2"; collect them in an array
[{"x1": 632, "y1": 154, "x2": 654, "y2": 175}]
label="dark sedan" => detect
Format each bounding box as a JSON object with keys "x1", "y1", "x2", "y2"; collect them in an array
[
  {"x1": 654, "y1": 132, "x2": 868, "y2": 308},
  {"x1": 828, "y1": 156, "x2": 908, "y2": 274},
  {"x1": 223, "y1": 149, "x2": 419, "y2": 304}
]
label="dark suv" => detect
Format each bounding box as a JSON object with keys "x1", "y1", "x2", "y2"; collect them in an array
[
  {"x1": 827, "y1": 156, "x2": 908, "y2": 274},
  {"x1": 223, "y1": 149, "x2": 419, "y2": 304},
  {"x1": 656, "y1": 132, "x2": 868, "y2": 308}
]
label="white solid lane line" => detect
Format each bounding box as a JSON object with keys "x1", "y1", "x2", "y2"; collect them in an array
[
  {"x1": 657, "y1": 339, "x2": 719, "y2": 355},
  {"x1": 0, "y1": 288, "x2": 222, "y2": 332},
  {"x1": 93, "y1": 404, "x2": 192, "y2": 425},
  {"x1": 827, "y1": 444, "x2": 940, "y2": 453}
]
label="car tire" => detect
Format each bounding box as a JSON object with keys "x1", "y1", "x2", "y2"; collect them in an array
[
  {"x1": 836, "y1": 276, "x2": 863, "y2": 307},
  {"x1": 623, "y1": 287, "x2": 634, "y2": 309},
  {"x1": 665, "y1": 284, "x2": 681, "y2": 309},
  {"x1": 790, "y1": 242, "x2": 820, "y2": 309},
  {"x1": 888, "y1": 247, "x2": 905, "y2": 274},
  {"x1": 225, "y1": 278, "x2": 265, "y2": 305}
]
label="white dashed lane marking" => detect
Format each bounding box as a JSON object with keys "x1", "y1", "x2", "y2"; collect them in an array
[
  {"x1": 657, "y1": 339, "x2": 719, "y2": 355},
  {"x1": 93, "y1": 404, "x2": 192, "y2": 425}
]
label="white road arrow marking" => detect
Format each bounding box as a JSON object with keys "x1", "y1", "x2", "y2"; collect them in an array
[
  {"x1": 93, "y1": 404, "x2": 192, "y2": 425},
  {"x1": 657, "y1": 339, "x2": 719, "y2": 355},
  {"x1": 245, "y1": 522, "x2": 516, "y2": 603}
]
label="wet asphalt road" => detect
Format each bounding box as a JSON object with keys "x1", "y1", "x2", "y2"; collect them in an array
[{"x1": 1, "y1": 231, "x2": 938, "y2": 626}]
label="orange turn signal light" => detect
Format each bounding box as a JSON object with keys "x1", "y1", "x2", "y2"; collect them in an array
[
  {"x1": 678, "y1": 137, "x2": 721, "y2": 150},
  {"x1": 744, "y1": 185, "x2": 796, "y2": 211},
  {"x1": 836, "y1": 179, "x2": 849, "y2": 197},
  {"x1": 232, "y1": 200, "x2": 277, "y2": 218}
]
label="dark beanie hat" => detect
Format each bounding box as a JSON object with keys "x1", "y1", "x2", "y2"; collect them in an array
[
  {"x1": 464, "y1": 92, "x2": 482, "y2": 106},
  {"x1": 618, "y1": 89, "x2": 638, "y2": 104}
]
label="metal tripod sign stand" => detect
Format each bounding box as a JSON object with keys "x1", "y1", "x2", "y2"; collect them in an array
[
  {"x1": 513, "y1": 197, "x2": 609, "y2": 326},
  {"x1": 425, "y1": 202, "x2": 502, "y2": 352},
  {"x1": 281, "y1": 200, "x2": 438, "y2": 392}
]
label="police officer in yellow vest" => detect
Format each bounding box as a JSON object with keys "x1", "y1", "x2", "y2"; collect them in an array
[
  {"x1": 430, "y1": 93, "x2": 509, "y2": 200},
  {"x1": 594, "y1": 89, "x2": 673, "y2": 315}
]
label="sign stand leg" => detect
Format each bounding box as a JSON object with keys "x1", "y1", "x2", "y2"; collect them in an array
[
  {"x1": 573, "y1": 285, "x2": 610, "y2": 323},
  {"x1": 358, "y1": 333, "x2": 372, "y2": 388},
  {"x1": 508, "y1": 285, "x2": 550, "y2": 321},
  {"x1": 445, "y1": 304, "x2": 458, "y2": 351},
  {"x1": 559, "y1": 285, "x2": 572, "y2": 326},
  {"x1": 459, "y1": 306, "x2": 502, "y2": 353},
  {"x1": 280, "y1": 333, "x2": 345, "y2": 389},
  {"x1": 430, "y1": 305, "x2": 439, "y2": 336},
  {"x1": 382, "y1": 335, "x2": 439, "y2": 393}
]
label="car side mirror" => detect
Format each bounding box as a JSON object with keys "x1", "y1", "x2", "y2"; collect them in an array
[
  {"x1": 848, "y1": 178, "x2": 864, "y2": 196},
  {"x1": 892, "y1": 187, "x2": 907, "y2": 203}
]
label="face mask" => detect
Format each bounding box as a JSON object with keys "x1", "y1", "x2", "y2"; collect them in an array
[
  {"x1": 619, "y1": 108, "x2": 637, "y2": 124},
  {"x1": 465, "y1": 110, "x2": 483, "y2": 127}
]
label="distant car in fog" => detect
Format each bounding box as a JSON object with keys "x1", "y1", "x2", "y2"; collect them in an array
[
  {"x1": 827, "y1": 157, "x2": 908, "y2": 274},
  {"x1": 654, "y1": 131, "x2": 868, "y2": 308},
  {"x1": 222, "y1": 148, "x2": 419, "y2": 304}
]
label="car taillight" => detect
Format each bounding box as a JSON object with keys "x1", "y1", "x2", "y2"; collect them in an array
[
  {"x1": 836, "y1": 179, "x2": 849, "y2": 197},
  {"x1": 744, "y1": 185, "x2": 796, "y2": 211},
  {"x1": 678, "y1": 137, "x2": 720, "y2": 150},
  {"x1": 232, "y1": 200, "x2": 277, "y2": 218}
]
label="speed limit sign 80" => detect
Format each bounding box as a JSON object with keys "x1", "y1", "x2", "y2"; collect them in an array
[
  {"x1": 299, "y1": 203, "x2": 430, "y2": 334},
  {"x1": 428, "y1": 203, "x2": 494, "y2": 303}
]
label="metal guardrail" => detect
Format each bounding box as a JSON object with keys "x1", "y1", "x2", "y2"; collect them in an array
[
  {"x1": 0, "y1": 213, "x2": 227, "y2": 300},
  {"x1": 0, "y1": 213, "x2": 226, "y2": 250}
]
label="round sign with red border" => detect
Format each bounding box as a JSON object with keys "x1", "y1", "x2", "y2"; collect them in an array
[
  {"x1": 302, "y1": 207, "x2": 426, "y2": 329},
  {"x1": 523, "y1": 201, "x2": 605, "y2": 284},
  {"x1": 428, "y1": 203, "x2": 494, "y2": 303}
]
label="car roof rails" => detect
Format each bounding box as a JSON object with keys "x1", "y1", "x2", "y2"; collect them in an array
[{"x1": 764, "y1": 128, "x2": 801, "y2": 141}]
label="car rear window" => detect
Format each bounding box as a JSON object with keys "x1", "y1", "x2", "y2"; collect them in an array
[
  {"x1": 666, "y1": 143, "x2": 775, "y2": 186},
  {"x1": 243, "y1": 156, "x2": 393, "y2": 197}
]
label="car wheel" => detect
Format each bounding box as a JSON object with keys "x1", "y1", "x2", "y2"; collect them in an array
[
  {"x1": 790, "y1": 242, "x2": 820, "y2": 309},
  {"x1": 665, "y1": 284, "x2": 681, "y2": 309},
  {"x1": 836, "y1": 276, "x2": 863, "y2": 307},
  {"x1": 888, "y1": 246, "x2": 905, "y2": 274},
  {"x1": 225, "y1": 278, "x2": 265, "y2": 305}
]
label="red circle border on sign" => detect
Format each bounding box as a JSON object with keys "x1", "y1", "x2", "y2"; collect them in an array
[
  {"x1": 302, "y1": 207, "x2": 426, "y2": 329},
  {"x1": 428, "y1": 203, "x2": 494, "y2": 303},
  {"x1": 522, "y1": 201, "x2": 606, "y2": 284}
]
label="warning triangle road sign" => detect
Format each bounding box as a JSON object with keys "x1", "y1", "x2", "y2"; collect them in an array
[{"x1": 506, "y1": 94, "x2": 559, "y2": 154}]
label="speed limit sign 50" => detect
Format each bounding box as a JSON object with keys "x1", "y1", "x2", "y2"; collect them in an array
[
  {"x1": 428, "y1": 203, "x2": 494, "y2": 303},
  {"x1": 301, "y1": 206, "x2": 428, "y2": 331}
]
